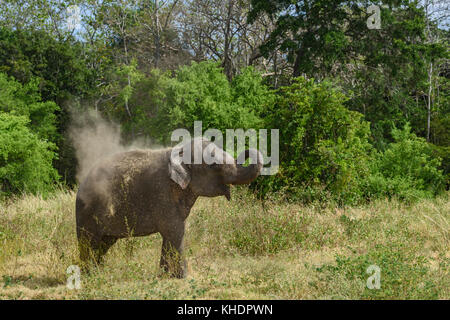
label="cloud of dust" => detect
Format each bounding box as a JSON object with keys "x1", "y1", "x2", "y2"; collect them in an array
[{"x1": 69, "y1": 109, "x2": 163, "y2": 184}]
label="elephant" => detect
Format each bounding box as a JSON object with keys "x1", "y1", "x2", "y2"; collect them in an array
[{"x1": 75, "y1": 138, "x2": 263, "y2": 278}]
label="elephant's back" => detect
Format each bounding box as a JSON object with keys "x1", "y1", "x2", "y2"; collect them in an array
[
  {"x1": 75, "y1": 148, "x2": 170, "y2": 226},
  {"x1": 79, "y1": 149, "x2": 164, "y2": 187}
]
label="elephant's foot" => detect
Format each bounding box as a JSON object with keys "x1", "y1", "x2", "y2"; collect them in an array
[
  {"x1": 77, "y1": 234, "x2": 117, "y2": 270},
  {"x1": 159, "y1": 263, "x2": 187, "y2": 279},
  {"x1": 159, "y1": 250, "x2": 187, "y2": 279}
]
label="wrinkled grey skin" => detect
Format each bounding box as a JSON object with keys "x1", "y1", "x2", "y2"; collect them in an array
[{"x1": 75, "y1": 138, "x2": 263, "y2": 278}]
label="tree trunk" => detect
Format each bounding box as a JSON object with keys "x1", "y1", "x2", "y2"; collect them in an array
[
  {"x1": 154, "y1": 0, "x2": 161, "y2": 68},
  {"x1": 427, "y1": 62, "x2": 433, "y2": 142},
  {"x1": 223, "y1": 0, "x2": 234, "y2": 81},
  {"x1": 293, "y1": 48, "x2": 303, "y2": 77}
]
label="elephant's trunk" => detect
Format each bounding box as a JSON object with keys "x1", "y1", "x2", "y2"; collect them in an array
[{"x1": 224, "y1": 149, "x2": 263, "y2": 185}]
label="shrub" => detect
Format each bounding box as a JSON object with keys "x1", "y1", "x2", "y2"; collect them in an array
[
  {"x1": 0, "y1": 72, "x2": 59, "y2": 142},
  {"x1": 256, "y1": 77, "x2": 373, "y2": 204},
  {"x1": 362, "y1": 124, "x2": 445, "y2": 201},
  {"x1": 126, "y1": 62, "x2": 273, "y2": 144},
  {"x1": 433, "y1": 145, "x2": 450, "y2": 187},
  {"x1": 0, "y1": 113, "x2": 59, "y2": 195}
]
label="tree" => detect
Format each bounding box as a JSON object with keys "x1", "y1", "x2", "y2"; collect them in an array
[
  {"x1": 134, "y1": 0, "x2": 186, "y2": 69},
  {"x1": 364, "y1": 123, "x2": 445, "y2": 200},
  {"x1": 421, "y1": 0, "x2": 449, "y2": 141},
  {"x1": 0, "y1": 0, "x2": 83, "y2": 41},
  {"x1": 256, "y1": 77, "x2": 373, "y2": 204},
  {"x1": 180, "y1": 0, "x2": 279, "y2": 81},
  {"x1": 0, "y1": 27, "x2": 95, "y2": 184},
  {"x1": 249, "y1": 1, "x2": 448, "y2": 147},
  {"x1": 119, "y1": 61, "x2": 272, "y2": 144},
  {"x1": 248, "y1": 0, "x2": 362, "y2": 78},
  {"x1": 0, "y1": 73, "x2": 59, "y2": 142},
  {"x1": 0, "y1": 113, "x2": 59, "y2": 195}
]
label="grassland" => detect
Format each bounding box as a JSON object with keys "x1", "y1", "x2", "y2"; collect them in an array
[{"x1": 0, "y1": 188, "x2": 448, "y2": 299}]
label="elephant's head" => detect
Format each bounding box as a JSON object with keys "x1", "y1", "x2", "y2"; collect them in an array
[{"x1": 169, "y1": 138, "x2": 263, "y2": 200}]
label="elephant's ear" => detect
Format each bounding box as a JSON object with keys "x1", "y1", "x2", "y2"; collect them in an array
[{"x1": 169, "y1": 149, "x2": 191, "y2": 189}]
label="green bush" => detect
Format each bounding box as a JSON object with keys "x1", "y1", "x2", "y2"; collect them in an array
[
  {"x1": 433, "y1": 145, "x2": 450, "y2": 187},
  {"x1": 0, "y1": 72, "x2": 59, "y2": 142},
  {"x1": 0, "y1": 72, "x2": 60, "y2": 196},
  {"x1": 0, "y1": 113, "x2": 59, "y2": 195},
  {"x1": 0, "y1": 27, "x2": 94, "y2": 104},
  {"x1": 124, "y1": 62, "x2": 273, "y2": 144},
  {"x1": 256, "y1": 77, "x2": 373, "y2": 204},
  {"x1": 363, "y1": 124, "x2": 445, "y2": 201}
]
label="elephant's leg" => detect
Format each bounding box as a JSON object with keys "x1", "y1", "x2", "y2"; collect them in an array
[
  {"x1": 77, "y1": 231, "x2": 116, "y2": 268},
  {"x1": 77, "y1": 229, "x2": 98, "y2": 267},
  {"x1": 96, "y1": 235, "x2": 118, "y2": 264},
  {"x1": 159, "y1": 222, "x2": 187, "y2": 278}
]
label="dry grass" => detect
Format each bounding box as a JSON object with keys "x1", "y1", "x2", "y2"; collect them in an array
[{"x1": 0, "y1": 188, "x2": 448, "y2": 299}]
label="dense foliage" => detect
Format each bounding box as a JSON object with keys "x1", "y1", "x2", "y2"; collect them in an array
[
  {"x1": 363, "y1": 124, "x2": 445, "y2": 201},
  {"x1": 0, "y1": 113, "x2": 59, "y2": 195},
  {"x1": 0, "y1": 0, "x2": 447, "y2": 203},
  {"x1": 257, "y1": 78, "x2": 373, "y2": 204},
  {"x1": 117, "y1": 62, "x2": 271, "y2": 144},
  {"x1": 0, "y1": 73, "x2": 59, "y2": 142},
  {"x1": 0, "y1": 73, "x2": 59, "y2": 195}
]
